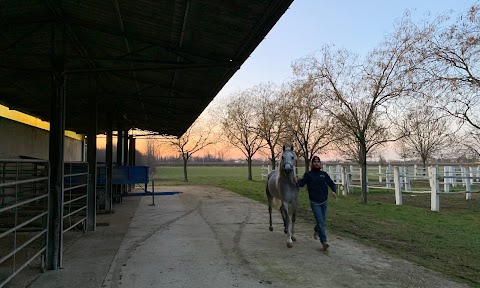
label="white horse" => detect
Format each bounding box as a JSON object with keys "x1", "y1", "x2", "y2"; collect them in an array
[{"x1": 266, "y1": 146, "x2": 299, "y2": 248}]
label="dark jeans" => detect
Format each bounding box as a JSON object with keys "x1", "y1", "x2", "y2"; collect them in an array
[{"x1": 310, "y1": 200, "x2": 328, "y2": 243}]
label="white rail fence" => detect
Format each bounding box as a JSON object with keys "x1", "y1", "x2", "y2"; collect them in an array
[{"x1": 262, "y1": 163, "x2": 480, "y2": 212}]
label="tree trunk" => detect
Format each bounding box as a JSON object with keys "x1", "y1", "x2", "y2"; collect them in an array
[
  {"x1": 270, "y1": 149, "x2": 276, "y2": 170},
  {"x1": 360, "y1": 143, "x2": 368, "y2": 203},
  {"x1": 247, "y1": 157, "x2": 253, "y2": 180},
  {"x1": 183, "y1": 157, "x2": 188, "y2": 182}
]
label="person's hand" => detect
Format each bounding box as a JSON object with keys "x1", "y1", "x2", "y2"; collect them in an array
[{"x1": 333, "y1": 192, "x2": 338, "y2": 202}]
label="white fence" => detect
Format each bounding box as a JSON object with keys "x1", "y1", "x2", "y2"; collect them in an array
[{"x1": 262, "y1": 163, "x2": 480, "y2": 212}]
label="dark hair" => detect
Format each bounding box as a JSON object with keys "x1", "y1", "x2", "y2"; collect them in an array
[{"x1": 310, "y1": 155, "x2": 321, "y2": 171}]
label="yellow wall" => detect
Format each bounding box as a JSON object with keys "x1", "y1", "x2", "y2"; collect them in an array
[{"x1": 0, "y1": 104, "x2": 83, "y2": 140}]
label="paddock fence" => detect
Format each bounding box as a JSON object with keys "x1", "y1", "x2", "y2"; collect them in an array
[{"x1": 262, "y1": 162, "x2": 480, "y2": 212}]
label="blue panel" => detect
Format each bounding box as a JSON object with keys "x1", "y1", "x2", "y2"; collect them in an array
[{"x1": 112, "y1": 166, "x2": 149, "y2": 185}]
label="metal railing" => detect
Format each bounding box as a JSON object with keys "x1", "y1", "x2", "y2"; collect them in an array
[
  {"x1": 63, "y1": 162, "x2": 88, "y2": 232},
  {"x1": 0, "y1": 159, "x2": 49, "y2": 288}
]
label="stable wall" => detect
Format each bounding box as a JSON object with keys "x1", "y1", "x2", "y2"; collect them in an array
[{"x1": 0, "y1": 117, "x2": 83, "y2": 161}]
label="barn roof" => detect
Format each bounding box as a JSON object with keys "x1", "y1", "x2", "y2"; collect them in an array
[{"x1": 0, "y1": 0, "x2": 293, "y2": 136}]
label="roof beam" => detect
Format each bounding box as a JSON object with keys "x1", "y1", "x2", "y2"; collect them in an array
[{"x1": 112, "y1": 0, "x2": 148, "y2": 122}]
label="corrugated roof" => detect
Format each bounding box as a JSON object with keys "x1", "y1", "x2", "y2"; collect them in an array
[{"x1": 0, "y1": 0, "x2": 293, "y2": 136}]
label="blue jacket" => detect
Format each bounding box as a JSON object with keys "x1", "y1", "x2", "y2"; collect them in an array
[{"x1": 298, "y1": 170, "x2": 336, "y2": 204}]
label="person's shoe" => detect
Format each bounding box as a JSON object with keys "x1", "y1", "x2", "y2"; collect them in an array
[
  {"x1": 321, "y1": 241, "x2": 329, "y2": 251},
  {"x1": 313, "y1": 231, "x2": 319, "y2": 240}
]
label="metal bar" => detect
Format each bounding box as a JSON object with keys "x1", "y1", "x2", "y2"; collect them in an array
[
  {"x1": 0, "y1": 211, "x2": 48, "y2": 239},
  {"x1": 0, "y1": 229, "x2": 47, "y2": 265},
  {"x1": 63, "y1": 194, "x2": 87, "y2": 205},
  {"x1": 64, "y1": 62, "x2": 238, "y2": 74},
  {"x1": 64, "y1": 172, "x2": 88, "y2": 178},
  {"x1": 0, "y1": 194, "x2": 48, "y2": 213},
  {"x1": 62, "y1": 217, "x2": 86, "y2": 233},
  {"x1": 0, "y1": 159, "x2": 48, "y2": 164},
  {"x1": 63, "y1": 183, "x2": 88, "y2": 192},
  {"x1": 0, "y1": 176, "x2": 49, "y2": 188},
  {"x1": 0, "y1": 247, "x2": 46, "y2": 288},
  {"x1": 63, "y1": 206, "x2": 86, "y2": 219}
]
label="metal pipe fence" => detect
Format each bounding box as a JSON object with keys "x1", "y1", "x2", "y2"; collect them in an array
[
  {"x1": 63, "y1": 162, "x2": 88, "y2": 235},
  {"x1": 0, "y1": 159, "x2": 49, "y2": 288}
]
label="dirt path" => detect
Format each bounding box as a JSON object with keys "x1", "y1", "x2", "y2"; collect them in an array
[
  {"x1": 21, "y1": 185, "x2": 469, "y2": 288},
  {"x1": 102, "y1": 186, "x2": 468, "y2": 288}
]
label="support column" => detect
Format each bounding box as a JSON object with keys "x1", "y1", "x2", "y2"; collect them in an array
[
  {"x1": 115, "y1": 124, "x2": 123, "y2": 201},
  {"x1": 86, "y1": 84, "x2": 97, "y2": 231},
  {"x1": 128, "y1": 135, "x2": 135, "y2": 192},
  {"x1": 105, "y1": 106, "x2": 113, "y2": 211},
  {"x1": 116, "y1": 125, "x2": 123, "y2": 166},
  {"x1": 129, "y1": 135, "x2": 135, "y2": 166},
  {"x1": 123, "y1": 129, "x2": 129, "y2": 166},
  {"x1": 47, "y1": 56, "x2": 65, "y2": 270}
]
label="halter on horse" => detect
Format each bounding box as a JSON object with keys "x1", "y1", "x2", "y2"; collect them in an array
[{"x1": 266, "y1": 146, "x2": 299, "y2": 248}]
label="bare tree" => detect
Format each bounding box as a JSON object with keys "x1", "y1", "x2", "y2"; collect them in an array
[
  {"x1": 221, "y1": 91, "x2": 264, "y2": 180},
  {"x1": 293, "y1": 17, "x2": 422, "y2": 203},
  {"x1": 397, "y1": 106, "x2": 453, "y2": 168},
  {"x1": 255, "y1": 82, "x2": 286, "y2": 169},
  {"x1": 333, "y1": 106, "x2": 391, "y2": 165},
  {"x1": 459, "y1": 129, "x2": 480, "y2": 160},
  {"x1": 168, "y1": 120, "x2": 215, "y2": 182},
  {"x1": 416, "y1": 5, "x2": 480, "y2": 131},
  {"x1": 145, "y1": 139, "x2": 157, "y2": 172},
  {"x1": 285, "y1": 78, "x2": 336, "y2": 171}
]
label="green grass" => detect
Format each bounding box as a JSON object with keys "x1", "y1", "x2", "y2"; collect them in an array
[{"x1": 153, "y1": 166, "x2": 480, "y2": 287}]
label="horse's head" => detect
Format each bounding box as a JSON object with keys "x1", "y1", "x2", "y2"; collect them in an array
[{"x1": 281, "y1": 146, "x2": 296, "y2": 175}]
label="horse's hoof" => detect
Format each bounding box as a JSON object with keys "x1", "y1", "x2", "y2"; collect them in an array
[
  {"x1": 292, "y1": 236, "x2": 296, "y2": 242},
  {"x1": 287, "y1": 242, "x2": 293, "y2": 248},
  {"x1": 269, "y1": 227, "x2": 273, "y2": 231}
]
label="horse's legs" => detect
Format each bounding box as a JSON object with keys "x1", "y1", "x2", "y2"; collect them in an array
[
  {"x1": 266, "y1": 186, "x2": 273, "y2": 231},
  {"x1": 281, "y1": 202, "x2": 293, "y2": 248},
  {"x1": 280, "y1": 205, "x2": 288, "y2": 234},
  {"x1": 291, "y1": 204, "x2": 297, "y2": 242}
]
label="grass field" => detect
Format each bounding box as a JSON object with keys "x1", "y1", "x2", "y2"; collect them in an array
[{"x1": 153, "y1": 166, "x2": 480, "y2": 287}]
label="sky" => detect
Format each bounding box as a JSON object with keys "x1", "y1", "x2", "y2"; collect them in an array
[
  {"x1": 213, "y1": 0, "x2": 476, "y2": 103},
  {"x1": 114, "y1": 1, "x2": 476, "y2": 160},
  {"x1": 200, "y1": 0, "x2": 476, "y2": 160}
]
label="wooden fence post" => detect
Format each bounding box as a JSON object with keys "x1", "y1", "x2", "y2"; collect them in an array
[
  {"x1": 443, "y1": 166, "x2": 450, "y2": 193},
  {"x1": 394, "y1": 166, "x2": 402, "y2": 205},
  {"x1": 341, "y1": 166, "x2": 348, "y2": 196},
  {"x1": 404, "y1": 166, "x2": 411, "y2": 192},
  {"x1": 466, "y1": 167, "x2": 472, "y2": 200},
  {"x1": 386, "y1": 165, "x2": 392, "y2": 188},
  {"x1": 378, "y1": 165, "x2": 382, "y2": 183},
  {"x1": 429, "y1": 166, "x2": 440, "y2": 212}
]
